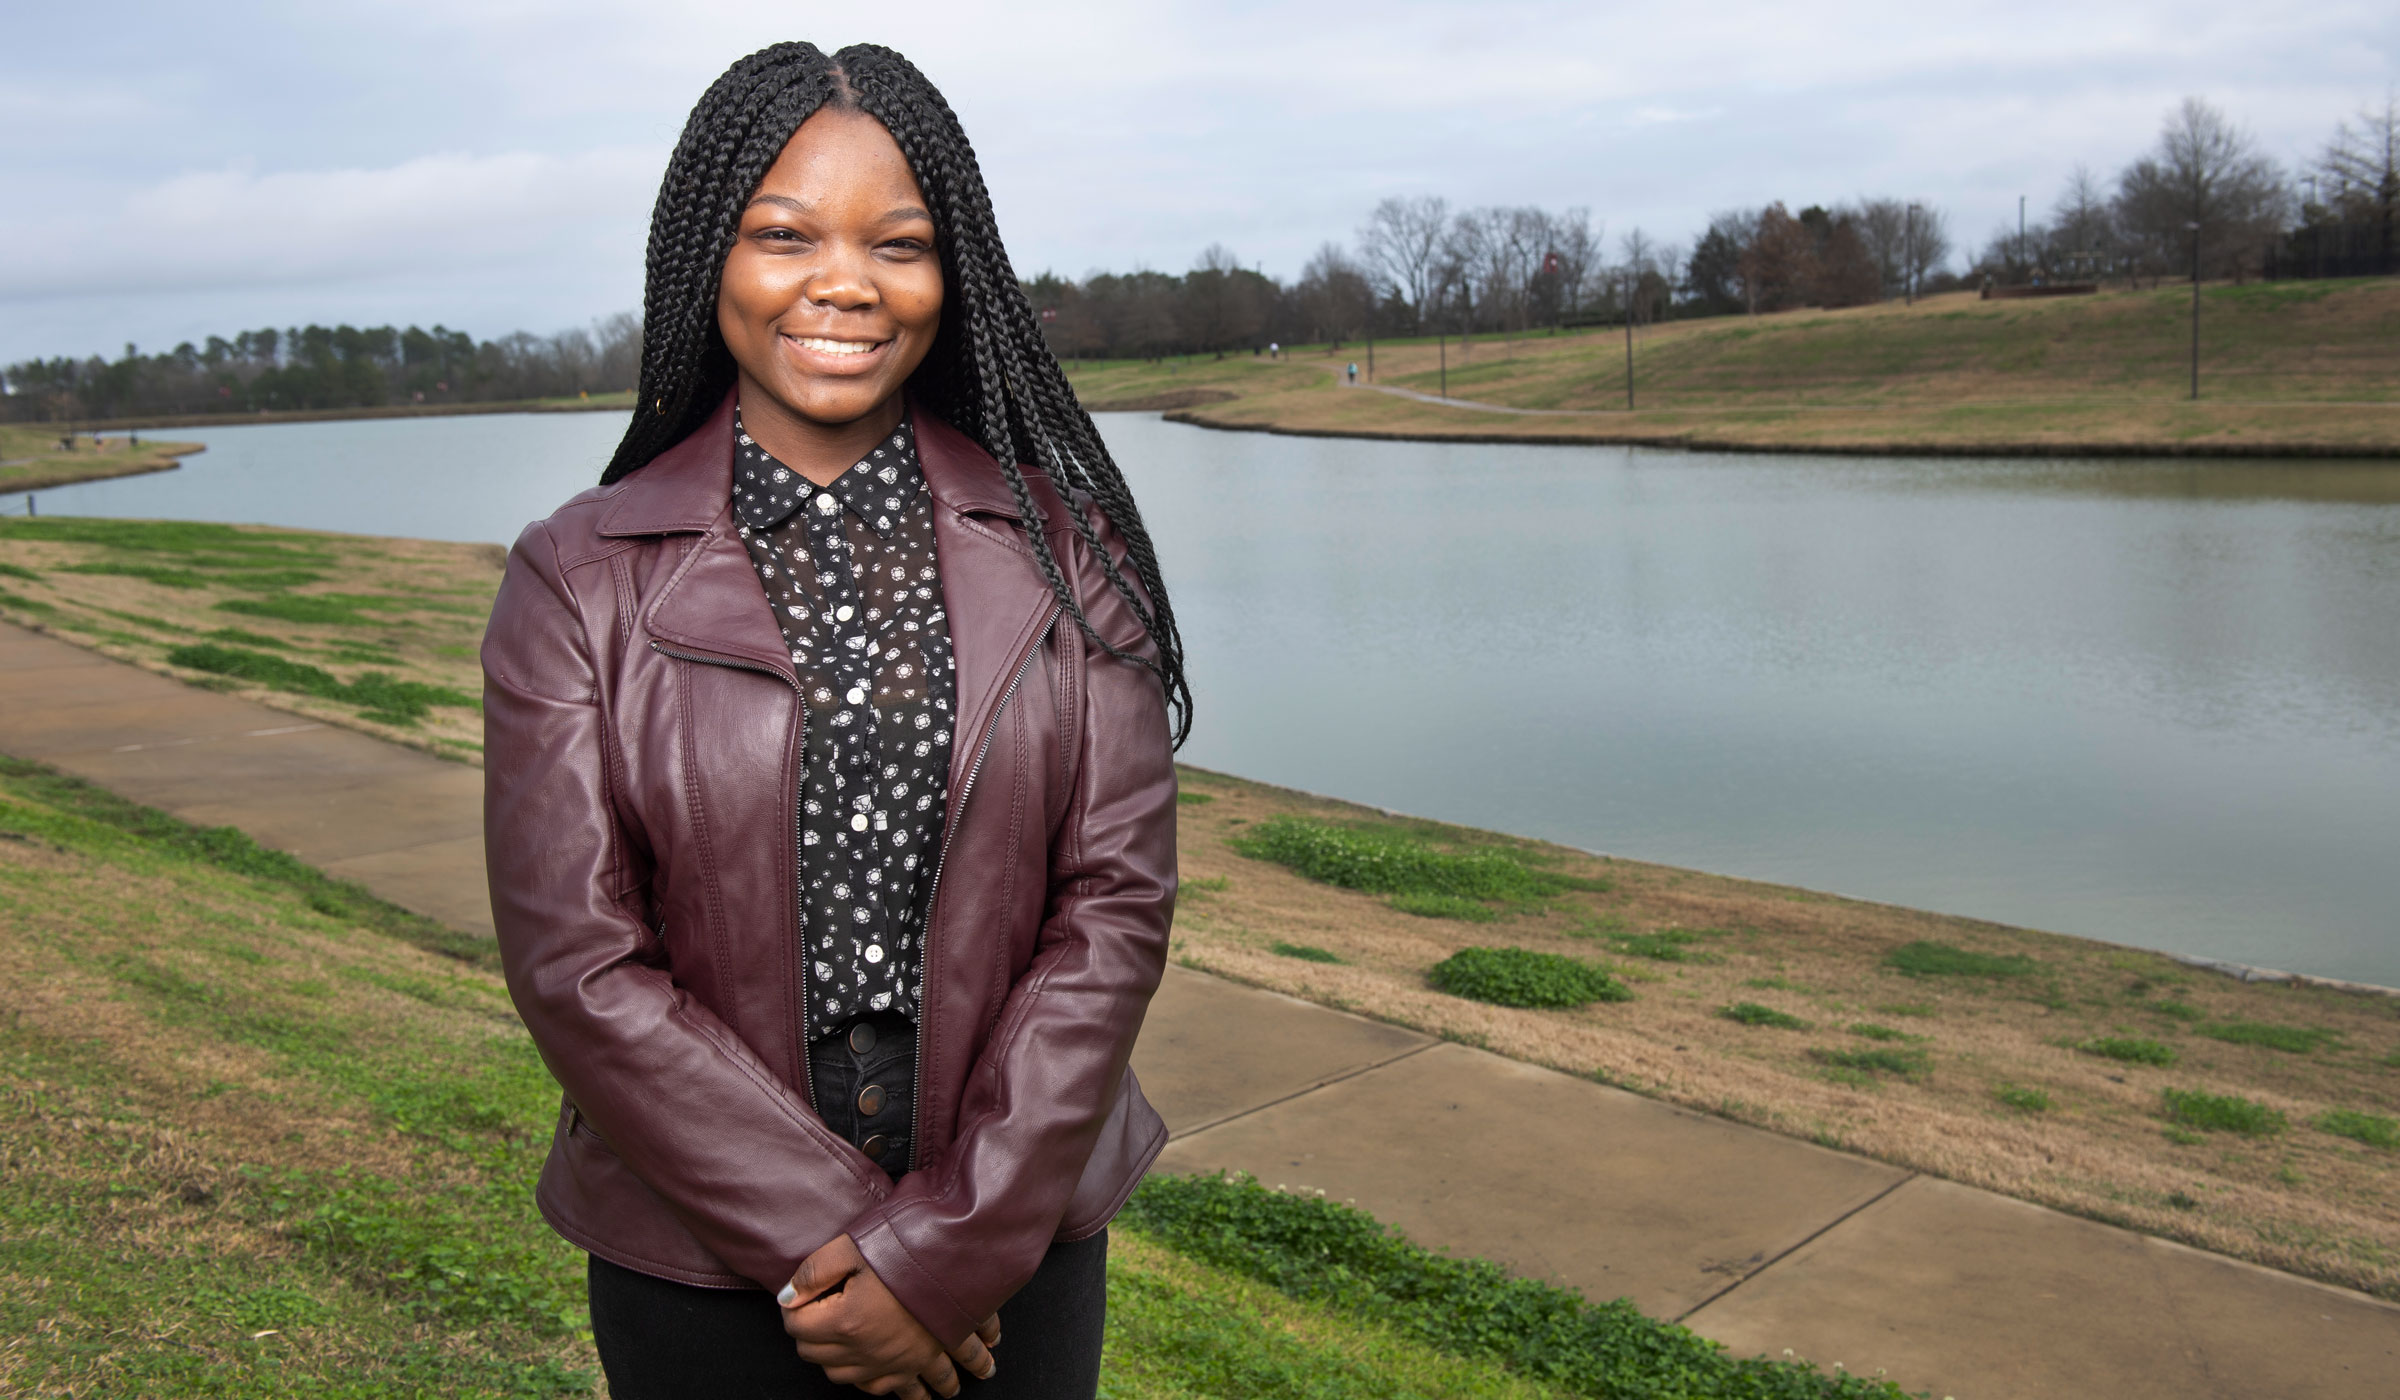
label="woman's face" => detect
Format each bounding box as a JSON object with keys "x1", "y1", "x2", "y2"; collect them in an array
[{"x1": 717, "y1": 108, "x2": 943, "y2": 432}]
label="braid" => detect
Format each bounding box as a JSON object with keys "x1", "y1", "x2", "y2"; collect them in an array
[{"x1": 606, "y1": 41, "x2": 1192, "y2": 748}]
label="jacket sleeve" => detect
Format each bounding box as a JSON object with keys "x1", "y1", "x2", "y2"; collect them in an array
[
  {"x1": 842, "y1": 502, "x2": 1176, "y2": 1346},
  {"x1": 483, "y1": 519, "x2": 890, "y2": 1290}
]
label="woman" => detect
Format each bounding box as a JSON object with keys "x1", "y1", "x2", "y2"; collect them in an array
[{"x1": 481, "y1": 42, "x2": 1189, "y2": 1399}]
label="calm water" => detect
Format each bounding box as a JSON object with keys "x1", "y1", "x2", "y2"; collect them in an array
[{"x1": 17, "y1": 412, "x2": 2400, "y2": 986}]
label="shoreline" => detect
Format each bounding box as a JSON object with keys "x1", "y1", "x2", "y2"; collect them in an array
[
  {"x1": 1158, "y1": 404, "x2": 2400, "y2": 461},
  {"x1": 22, "y1": 394, "x2": 633, "y2": 435}
]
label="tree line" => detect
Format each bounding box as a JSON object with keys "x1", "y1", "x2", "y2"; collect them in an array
[
  {"x1": 1031, "y1": 93, "x2": 2394, "y2": 360},
  {"x1": 1975, "y1": 96, "x2": 2396, "y2": 288},
  {"x1": 3, "y1": 314, "x2": 640, "y2": 424}
]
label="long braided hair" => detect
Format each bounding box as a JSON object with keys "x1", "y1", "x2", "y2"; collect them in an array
[{"x1": 604, "y1": 41, "x2": 1191, "y2": 748}]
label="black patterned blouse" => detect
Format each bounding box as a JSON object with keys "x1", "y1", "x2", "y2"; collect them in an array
[{"x1": 731, "y1": 412, "x2": 956, "y2": 1030}]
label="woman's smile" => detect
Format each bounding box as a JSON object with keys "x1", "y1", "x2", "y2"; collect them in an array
[{"x1": 781, "y1": 332, "x2": 893, "y2": 371}]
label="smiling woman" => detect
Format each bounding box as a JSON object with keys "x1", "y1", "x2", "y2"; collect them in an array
[{"x1": 483, "y1": 41, "x2": 1188, "y2": 1400}]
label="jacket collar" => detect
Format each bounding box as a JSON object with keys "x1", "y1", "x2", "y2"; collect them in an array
[
  {"x1": 614, "y1": 387, "x2": 1067, "y2": 802},
  {"x1": 599, "y1": 387, "x2": 1033, "y2": 539}
]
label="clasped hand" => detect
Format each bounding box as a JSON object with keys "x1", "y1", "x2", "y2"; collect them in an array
[{"x1": 779, "y1": 1233, "x2": 1001, "y2": 1398}]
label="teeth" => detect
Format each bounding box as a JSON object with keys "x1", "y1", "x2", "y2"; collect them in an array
[{"x1": 792, "y1": 337, "x2": 879, "y2": 356}]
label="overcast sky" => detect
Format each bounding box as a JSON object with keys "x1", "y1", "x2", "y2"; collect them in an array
[{"x1": 4, "y1": 1, "x2": 2390, "y2": 364}]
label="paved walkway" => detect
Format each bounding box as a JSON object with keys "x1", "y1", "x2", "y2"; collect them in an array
[{"x1": 5, "y1": 617, "x2": 2395, "y2": 1398}]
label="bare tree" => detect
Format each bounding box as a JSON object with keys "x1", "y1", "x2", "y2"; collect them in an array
[
  {"x1": 1296, "y1": 243, "x2": 1375, "y2": 346},
  {"x1": 1850, "y1": 198, "x2": 1909, "y2": 300},
  {"x1": 1357, "y1": 196, "x2": 1450, "y2": 331},
  {"x1": 1899, "y1": 203, "x2": 1950, "y2": 300},
  {"x1": 2315, "y1": 92, "x2": 2399, "y2": 267},
  {"x1": 2114, "y1": 97, "x2": 2290, "y2": 282},
  {"x1": 2048, "y1": 166, "x2": 2116, "y2": 282},
  {"x1": 1547, "y1": 207, "x2": 1602, "y2": 321}
]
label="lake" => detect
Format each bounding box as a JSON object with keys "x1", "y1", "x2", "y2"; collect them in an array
[{"x1": 15, "y1": 411, "x2": 2400, "y2": 987}]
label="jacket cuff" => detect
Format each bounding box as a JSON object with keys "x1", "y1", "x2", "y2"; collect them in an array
[{"x1": 849, "y1": 1209, "x2": 979, "y2": 1349}]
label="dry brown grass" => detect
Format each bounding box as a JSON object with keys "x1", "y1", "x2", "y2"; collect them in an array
[
  {"x1": 1171, "y1": 767, "x2": 2400, "y2": 1300},
  {"x1": 0, "y1": 520, "x2": 498, "y2": 761},
  {"x1": 1068, "y1": 280, "x2": 2400, "y2": 455},
  {"x1": 0, "y1": 423, "x2": 204, "y2": 492}
]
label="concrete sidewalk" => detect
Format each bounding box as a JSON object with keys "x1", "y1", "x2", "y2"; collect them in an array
[{"x1": 5, "y1": 618, "x2": 2394, "y2": 1398}]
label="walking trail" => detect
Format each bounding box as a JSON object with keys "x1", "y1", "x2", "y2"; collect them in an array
[{"x1": 4, "y1": 617, "x2": 2393, "y2": 1399}]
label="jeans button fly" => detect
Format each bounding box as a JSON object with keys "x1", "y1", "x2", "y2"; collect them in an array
[
  {"x1": 860, "y1": 1133, "x2": 889, "y2": 1161},
  {"x1": 847, "y1": 1022, "x2": 877, "y2": 1054},
  {"x1": 857, "y1": 1083, "x2": 887, "y2": 1116}
]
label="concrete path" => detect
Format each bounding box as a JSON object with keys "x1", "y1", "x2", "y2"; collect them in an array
[{"x1": 5, "y1": 617, "x2": 2395, "y2": 1398}]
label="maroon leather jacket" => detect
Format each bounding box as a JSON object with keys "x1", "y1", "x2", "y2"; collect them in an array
[{"x1": 481, "y1": 390, "x2": 1175, "y2": 1347}]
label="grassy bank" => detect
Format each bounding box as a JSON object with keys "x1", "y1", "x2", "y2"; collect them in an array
[
  {"x1": 1, "y1": 423, "x2": 206, "y2": 493},
  {"x1": 1172, "y1": 771, "x2": 2400, "y2": 1301},
  {"x1": 0, "y1": 517, "x2": 498, "y2": 762},
  {"x1": 1065, "y1": 279, "x2": 2400, "y2": 456},
  {"x1": 8, "y1": 515, "x2": 2393, "y2": 1306},
  {"x1": 0, "y1": 755, "x2": 1904, "y2": 1398}
]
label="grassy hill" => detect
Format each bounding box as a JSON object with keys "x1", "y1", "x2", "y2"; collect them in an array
[
  {"x1": 1065, "y1": 278, "x2": 2400, "y2": 456},
  {"x1": 0, "y1": 754, "x2": 1917, "y2": 1398}
]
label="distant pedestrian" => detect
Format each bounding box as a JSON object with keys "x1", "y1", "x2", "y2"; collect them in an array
[
  {"x1": 1346, "y1": 362, "x2": 1358, "y2": 384},
  {"x1": 1268, "y1": 341, "x2": 1279, "y2": 359}
]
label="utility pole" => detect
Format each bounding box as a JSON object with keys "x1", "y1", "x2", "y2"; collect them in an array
[
  {"x1": 2187, "y1": 220, "x2": 2202, "y2": 401},
  {"x1": 2018, "y1": 195, "x2": 2026, "y2": 278},
  {"x1": 1366, "y1": 336, "x2": 1374, "y2": 382},
  {"x1": 1439, "y1": 334, "x2": 1447, "y2": 399},
  {"x1": 1623, "y1": 270, "x2": 1636, "y2": 410}
]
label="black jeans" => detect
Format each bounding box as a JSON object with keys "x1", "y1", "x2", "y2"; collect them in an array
[
  {"x1": 588, "y1": 1231, "x2": 1108, "y2": 1399},
  {"x1": 811, "y1": 1012, "x2": 917, "y2": 1176}
]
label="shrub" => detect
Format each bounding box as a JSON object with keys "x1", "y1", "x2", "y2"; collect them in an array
[
  {"x1": 1427, "y1": 947, "x2": 1630, "y2": 1009},
  {"x1": 2161, "y1": 1089, "x2": 2286, "y2": 1136},
  {"x1": 1809, "y1": 1046, "x2": 1931, "y2": 1080},
  {"x1": 1270, "y1": 942, "x2": 1344, "y2": 965},
  {"x1": 165, "y1": 643, "x2": 475, "y2": 724},
  {"x1": 2315, "y1": 1109, "x2": 2399, "y2": 1150},
  {"x1": 2077, "y1": 1037, "x2": 2178, "y2": 1066},
  {"x1": 1993, "y1": 1083, "x2": 2051, "y2": 1112},
  {"x1": 2198, "y1": 1021, "x2": 2338, "y2": 1054},
  {"x1": 1883, "y1": 940, "x2": 2035, "y2": 979},
  {"x1": 1230, "y1": 817, "x2": 1598, "y2": 920},
  {"x1": 1719, "y1": 1002, "x2": 1808, "y2": 1030},
  {"x1": 1120, "y1": 1173, "x2": 1909, "y2": 1399}
]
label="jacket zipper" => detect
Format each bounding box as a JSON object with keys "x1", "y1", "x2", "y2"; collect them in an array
[
  {"x1": 647, "y1": 639, "x2": 821, "y2": 1113},
  {"x1": 907, "y1": 605, "x2": 1062, "y2": 1172}
]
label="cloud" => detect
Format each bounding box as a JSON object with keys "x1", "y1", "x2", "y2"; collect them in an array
[{"x1": 1, "y1": 145, "x2": 658, "y2": 303}]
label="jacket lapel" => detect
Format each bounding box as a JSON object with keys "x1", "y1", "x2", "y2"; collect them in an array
[
  {"x1": 914, "y1": 407, "x2": 1063, "y2": 806},
  {"x1": 603, "y1": 387, "x2": 1061, "y2": 800},
  {"x1": 605, "y1": 391, "x2": 799, "y2": 681}
]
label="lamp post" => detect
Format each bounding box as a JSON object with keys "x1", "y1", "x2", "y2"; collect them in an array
[
  {"x1": 2187, "y1": 220, "x2": 2202, "y2": 401},
  {"x1": 1623, "y1": 270, "x2": 1636, "y2": 411}
]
